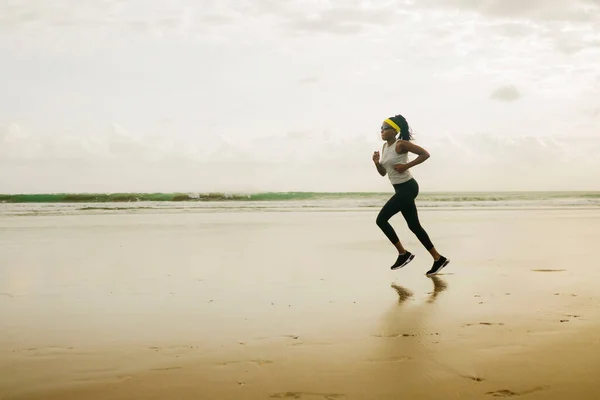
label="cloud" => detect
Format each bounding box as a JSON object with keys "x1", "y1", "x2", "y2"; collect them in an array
[
  {"x1": 489, "y1": 85, "x2": 522, "y2": 102},
  {"x1": 0, "y1": 0, "x2": 242, "y2": 43},
  {"x1": 415, "y1": 0, "x2": 600, "y2": 23},
  {"x1": 587, "y1": 107, "x2": 600, "y2": 116},
  {"x1": 3, "y1": 122, "x2": 600, "y2": 192},
  {"x1": 552, "y1": 30, "x2": 600, "y2": 54},
  {"x1": 410, "y1": 0, "x2": 600, "y2": 55},
  {"x1": 298, "y1": 76, "x2": 320, "y2": 85},
  {"x1": 282, "y1": 3, "x2": 400, "y2": 35},
  {"x1": 3, "y1": 0, "x2": 599, "y2": 45},
  {"x1": 0, "y1": 0, "x2": 413, "y2": 42},
  {"x1": 488, "y1": 21, "x2": 536, "y2": 38}
]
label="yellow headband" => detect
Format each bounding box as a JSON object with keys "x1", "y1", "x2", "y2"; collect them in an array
[{"x1": 384, "y1": 118, "x2": 401, "y2": 133}]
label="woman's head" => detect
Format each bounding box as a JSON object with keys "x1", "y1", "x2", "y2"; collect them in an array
[{"x1": 381, "y1": 114, "x2": 413, "y2": 141}]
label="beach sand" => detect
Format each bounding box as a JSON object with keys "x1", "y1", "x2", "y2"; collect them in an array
[{"x1": 1, "y1": 207, "x2": 600, "y2": 399}]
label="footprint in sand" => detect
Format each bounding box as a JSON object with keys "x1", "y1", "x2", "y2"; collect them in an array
[
  {"x1": 372, "y1": 333, "x2": 417, "y2": 338},
  {"x1": 147, "y1": 345, "x2": 199, "y2": 358},
  {"x1": 219, "y1": 360, "x2": 274, "y2": 367},
  {"x1": 151, "y1": 366, "x2": 183, "y2": 371},
  {"x1": 270, "y1": 392, "x2": 346, "y2": 399},
  {"x1": 373, "y1": 332, "x2": 439, "y2": 338},
  {"x1": 461, "y1": 374, "x2": 485, "y2": 382},
  {"x1": 531, "y1": 269, "x2": 565, "y2": 272},
  {"x1": 253, "y1": 335, "x2": 300, "y2": 341},
  {"x1": 486, "y1": 386, "x2": 549, "y2": 397},
  {"x1": 74, "y1": 375, "x2": 132, "y2": 384},
  {"x1": 18, "y1": 347, "x2": 75, "y2": 357},
  {"x1": 487, "y1": 389, "x2": 519, "y2": 397},
  {"x1": 282, "y1": 335, "x2": 300, "y2": 340},
  {"x1": 553, "y1": 293, "x2": 578, "y2": 298},
  {"x1": 148, "y1": 345, "x2": 198, "y2": 350},
  {"x1": 368, "y1": 356, "x2": 412, "y2": 363},
  {"x1": 290, "y1": 342, "x2": 334, "y2": 347},
  {"x1": 565, "y1": 314, "x2": 582, "y2": 318}
]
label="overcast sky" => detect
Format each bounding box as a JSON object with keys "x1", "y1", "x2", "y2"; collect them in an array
[{"x1": 1, "y1": 0, "x2": 599, "y2": 193}]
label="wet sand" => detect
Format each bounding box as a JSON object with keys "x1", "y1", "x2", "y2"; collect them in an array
[{"x1": 1, "y1": 208, "x2": 600, "y2": 399}]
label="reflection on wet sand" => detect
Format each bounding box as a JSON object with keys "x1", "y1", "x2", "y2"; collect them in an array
[
  {"x1": 390, "y1": 275, "x2": 448, "y2": 305},
  {"x1": 372, "y1": 276, "x2": 451, "y2": 391},
  {"x1": 390, "y1": 283, "x2": 413, "y2": 304},
  {"x1": 427, "y1": 275, "x2": 448, "y2": 304}
]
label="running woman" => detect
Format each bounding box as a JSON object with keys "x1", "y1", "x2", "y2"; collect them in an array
[{"x1": 372, "y1": 114, "x2": 449, "y2": 276}]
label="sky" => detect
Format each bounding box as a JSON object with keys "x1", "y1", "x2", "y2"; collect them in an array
[{"x1": 1, "y1": 0, "x2": 599, "y2": 193}]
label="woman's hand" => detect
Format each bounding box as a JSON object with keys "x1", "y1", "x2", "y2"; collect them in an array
[
  {"x1": 373, "y1": 151, "x2": 386, "y2": 176},
  {"x1": 372, "y1": 151, "x2": 380, "y2": 163},
  {"x1": 395, "y1": 140, "x2": 431, "y2": 172},
  {"x1": 393, "y1": 163, "x2": 409, "y2": 173}
]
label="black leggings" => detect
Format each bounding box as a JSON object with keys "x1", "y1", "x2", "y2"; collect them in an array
[{"x1": 376, "y1": 178, "x2": 434, "y2": 250}]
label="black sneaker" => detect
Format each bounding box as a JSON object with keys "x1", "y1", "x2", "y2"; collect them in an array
[
  {"x1": 391, "y1": 251, "x2": 415, "y2": 270},
  {"x1": 426, "y1": 256, "x2": 449, "y2": 276}
]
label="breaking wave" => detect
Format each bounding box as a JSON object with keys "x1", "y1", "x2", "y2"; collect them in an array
[{"x1": 1, "y1": 191, "x2": 600, "y2": 203}]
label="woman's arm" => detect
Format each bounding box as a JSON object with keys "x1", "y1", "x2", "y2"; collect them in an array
[
  {"x1": 374, "y1": 160, "x2": 387, "y2": 176},
  {"x1": 373, "y1": 145, "x2": 387, "y2": 176},
  {"x1": 393, "y1": 140, "x2": 430, "y2": 173}
]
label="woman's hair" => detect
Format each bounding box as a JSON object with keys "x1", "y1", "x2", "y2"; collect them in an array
[{"x1": 389, "y1": 114, "x2": 413, "y2": 141}]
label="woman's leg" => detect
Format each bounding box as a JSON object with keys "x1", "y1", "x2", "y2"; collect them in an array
[
  {"x1": 376, "y1": 194, "x2": 406, "y2": 254},
  {"x1": 400, "y1": 200, "x2": 441, "y2": 260},
  {"x1": 376, "y1": 189, "x2": 417, "y2": 270},
  {"x1": 399, "y1": 179, "x2": 441, "y2": 261}
]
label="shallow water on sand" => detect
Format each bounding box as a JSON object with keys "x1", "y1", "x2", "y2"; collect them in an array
[{"x1": 1, "y1": 208, "x2": 599, "y2": 399}]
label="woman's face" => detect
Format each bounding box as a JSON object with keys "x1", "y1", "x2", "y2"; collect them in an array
[{"x1": 381, "y1": 122, "x2": 397, "y2": 141}]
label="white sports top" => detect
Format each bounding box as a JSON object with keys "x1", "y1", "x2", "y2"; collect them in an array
[{"x1": 380, "y1": 140, "x2": 413, "y2": 185}]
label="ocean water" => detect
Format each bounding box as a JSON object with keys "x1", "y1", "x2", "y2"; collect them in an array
[{"x1": 1, "y1": 191, "x2": 599, "y2": 216}]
